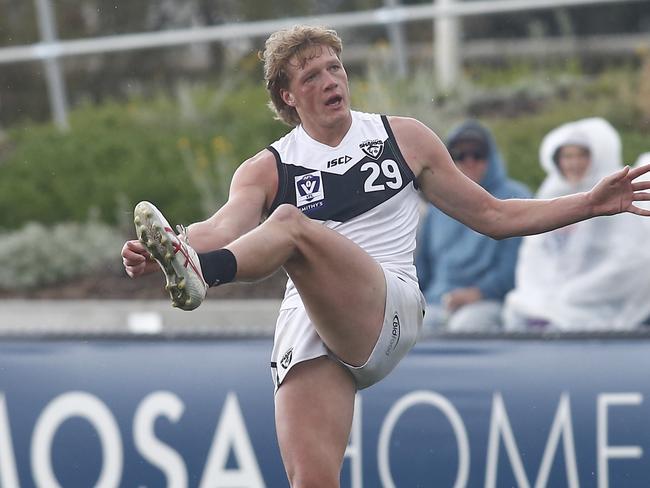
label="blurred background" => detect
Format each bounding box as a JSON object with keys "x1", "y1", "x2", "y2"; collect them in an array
[{"x1": 0, "y1": 0, "x2": 649, "y2": 306}]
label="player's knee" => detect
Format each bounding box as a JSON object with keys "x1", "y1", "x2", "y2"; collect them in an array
[
  {"x1": 268, "y1": 204, "x2": 307, "y2": 236},
  {"x1": 270, "y1": 203, "x2": 303, "y2": 221}
]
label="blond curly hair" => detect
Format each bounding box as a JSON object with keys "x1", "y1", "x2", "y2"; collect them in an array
[{"x1": 260, "y1": 25, "x2": 342, "y2": 126}]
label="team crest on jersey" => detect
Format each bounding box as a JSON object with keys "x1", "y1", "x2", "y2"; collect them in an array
[
  {"x1": 359, "y1": 139, "x2": 384, "y2": 160},
  {"x1": 295, "y1": 170, "x2": 325, "y2": 208}
]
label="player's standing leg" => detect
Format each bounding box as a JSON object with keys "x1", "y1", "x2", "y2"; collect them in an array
[{"x1": 274, "y1": 358, "x2": 356, "y2": 488}]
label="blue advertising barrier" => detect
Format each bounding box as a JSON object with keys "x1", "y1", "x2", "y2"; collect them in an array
[{"x1": 0, "y1": 337, "x2": 649, "y2": 487}]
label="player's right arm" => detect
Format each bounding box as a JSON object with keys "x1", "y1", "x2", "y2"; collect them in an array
[
  {"x1": 122, "y1": 149, "x2": 278, "y2": 278},
  {"x1": 185, "y1": 149, "x2": 278, "y2": 251}
]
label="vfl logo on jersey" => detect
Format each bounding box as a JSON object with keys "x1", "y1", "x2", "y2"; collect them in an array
[
  {"x1": 295, "y1": 170, "x2": 325, "y2": 208},
  {"x1": 359, "y1": 139, "x2": 384, "y2": 160},
  {"x1": 280, "y1": 347, "x2": 293, "y2": 369},
  {"x1": 385, "y1": 312, "x2": 401, "y2": 357}
]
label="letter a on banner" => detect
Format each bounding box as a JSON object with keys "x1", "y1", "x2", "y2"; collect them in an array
[{"x1": 199, "y1": 392, "x2": 265, "y2": 488}]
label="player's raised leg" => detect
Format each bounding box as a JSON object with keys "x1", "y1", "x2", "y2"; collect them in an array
[
  {"x1": 225, "y1": 203, "x2": 387, "y2": 366},
  {"x1": 133, "y1": 200, "x2": 387, "y2": 366}
]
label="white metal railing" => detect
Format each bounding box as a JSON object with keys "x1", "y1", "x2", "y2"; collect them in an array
[
  {"x1": 1, "y1": 0, "x2": 646, "y2": 128},
  {"x1": 2, "y1": 0, "x2": 645, "y2": 64}
]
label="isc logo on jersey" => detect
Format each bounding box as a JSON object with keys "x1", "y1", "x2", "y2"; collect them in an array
[
  {"x1": 327, "y1": 155, "x2": 352, "y2": 168},
  {"x1": 295, "y1": 170, "x2": 325, "y2": 208}
]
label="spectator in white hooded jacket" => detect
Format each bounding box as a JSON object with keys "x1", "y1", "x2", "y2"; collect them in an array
[{"x1": 503, "y1": 118, "x2": 650, "y2": 331}]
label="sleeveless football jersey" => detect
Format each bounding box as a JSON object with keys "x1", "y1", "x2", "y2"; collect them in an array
[{"x1": 268, "y1": 111, "x2": 421, "y2": 309}]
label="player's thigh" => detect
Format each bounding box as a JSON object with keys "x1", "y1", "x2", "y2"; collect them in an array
[
  {"x1": 275, "y1": 357, "x2": 356, "y2": 488},
  {"x1": 283, "y1": 211, "x2": 387, "y2": 365}
]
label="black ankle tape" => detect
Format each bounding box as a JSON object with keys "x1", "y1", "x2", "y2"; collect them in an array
[{"x1": 198, "y1": 249, "x2": 238, "y2": 287}]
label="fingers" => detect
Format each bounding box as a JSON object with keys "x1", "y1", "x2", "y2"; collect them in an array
[
  {"x1": 122, "y1": 240, "x2": 148, "y2": 260},
  {"x1": 124, "y1": 261, "x2": 147, "y2": 278},
  {"x1": 125, "y1": 239, "x2": 147, "y2": 254},
  {"x1": 599, "y1": 166, "x2": 629, "y2": 187},
  {"x1": 614, "y1": 165, "x2": 630, "y2": 180},
  {"x1": 121, "y1": 239, "x2": 151, "y2": 278},
  {"x1": 627, "y1": 205, "x2": 650, "y2": 217},
  {"x1": 633, "y1": 191, "x2": 650, "y2": 201},
  {"x1": 629, "y1": 162, "x2": 650, "y2": 180},
  {"x1": 632, "y1": 180, "x2": 650, "y2": 191}
]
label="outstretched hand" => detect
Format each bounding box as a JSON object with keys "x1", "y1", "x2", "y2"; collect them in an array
[{"x1": 588, "y1": 163, "x2": 650, "y2": 217}]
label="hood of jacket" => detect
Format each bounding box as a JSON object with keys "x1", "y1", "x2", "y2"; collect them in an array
[
  {"x1": 446, "y1": 119, "x2": 509, "y2": 194},
  {"x1": 537, "y1": 117, "x2": 622, "y2": 198}
]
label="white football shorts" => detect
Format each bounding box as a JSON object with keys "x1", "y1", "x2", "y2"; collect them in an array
[{"x1": 270, "y1": 267, "x2": 425, "y2": 390}]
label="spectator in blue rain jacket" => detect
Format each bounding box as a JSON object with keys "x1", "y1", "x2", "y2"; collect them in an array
[{"x1": 416, "y1": 120, "x2": 531, "y2": 332}]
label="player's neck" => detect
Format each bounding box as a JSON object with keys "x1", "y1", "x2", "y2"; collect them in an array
[{"x1": 301, "y1": 112, "x2": 353, "y2": 148}]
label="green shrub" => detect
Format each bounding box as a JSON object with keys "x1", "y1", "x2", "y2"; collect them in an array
[
  {"x1": 0, "y1": 81, "x2": 288, "y2": 231},
  {"x1": 0, "y1": 221, "x2": 126, "y2": 290}
]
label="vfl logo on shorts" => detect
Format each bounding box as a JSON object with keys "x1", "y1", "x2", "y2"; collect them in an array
[
  {"x1": 385, "y1": 313, "x2": 401, "y2": 357},
  {"x1": 295, "y1": 171, "x2": 325, "y2": 208},
  {"x1": 359, "y1": 139, "x2": 384, "y2": 160},
  {"x1": 280, "y1": 347, "x2": 294, "y2": 369}
]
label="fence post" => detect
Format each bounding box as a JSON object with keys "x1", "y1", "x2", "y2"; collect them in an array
[
  {"x1": 35, "y1": 0, "x2": 69, "y2": 130},
  {"x1": 385, "y1": 0, "x2": 409, "y2": 78},
  {"x1": 434, "y1": 0, "x2": 461, "y2": 91}
]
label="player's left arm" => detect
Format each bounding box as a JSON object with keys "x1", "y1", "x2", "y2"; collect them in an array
[{"x1": 389, "y1": 116, "x2": 650, "y2": 239}]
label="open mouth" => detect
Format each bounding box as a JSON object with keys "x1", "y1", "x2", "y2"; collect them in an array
[{"x1": 325, "y1": 95, "x2": 343, "y2": 107}]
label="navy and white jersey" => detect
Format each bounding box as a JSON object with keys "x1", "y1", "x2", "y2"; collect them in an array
[{"x1": 268, "y1": 110, "x2": 421, "y2": 308}]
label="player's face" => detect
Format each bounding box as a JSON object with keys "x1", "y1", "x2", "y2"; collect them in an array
[{"x1": 282, "y1": 45, "x2": 351, "y2": 129}]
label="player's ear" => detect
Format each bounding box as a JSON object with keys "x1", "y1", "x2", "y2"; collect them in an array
[{"x1": 281, "y1": 89, "x2": 296, "y2": 107}]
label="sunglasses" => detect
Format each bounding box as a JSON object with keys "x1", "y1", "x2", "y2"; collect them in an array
[{"x1": 451, "y1": 151, "x2": 487, "y2": 163}]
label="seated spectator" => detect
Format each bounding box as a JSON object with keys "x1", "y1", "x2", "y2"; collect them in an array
[
  {"x1": 416, "y1": 120, "x2": 531, "y2": 332},
  {"x1": 503, "y1": 118, "x2": 650, "y2": 331}
]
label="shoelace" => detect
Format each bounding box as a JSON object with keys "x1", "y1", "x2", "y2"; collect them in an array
[
  {"x1": 175, "y1": 224, "x2": 189, "y2": 245},
  {"x1": 175, "y1": 224, "x2": 207, "y2": 288}
]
